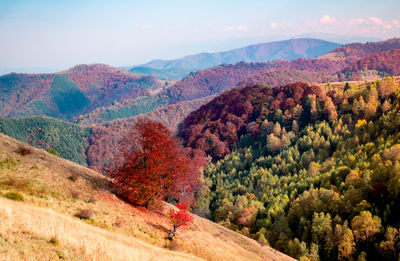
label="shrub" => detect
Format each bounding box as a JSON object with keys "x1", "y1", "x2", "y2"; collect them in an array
[
  {"x1": 114, "y1": 219, "x2": 124, "y2": 227},
  {"x1": 4, "y1": 191, "x2": 24, "y2": 201},
  {"x1": 67, "y1": 173, "x2": 79, "y2": 182},
  {"x1": 48, "y1": 148, "x2": 58, "y2": 156},
  {"x1": 0, "y1": 158, "x2": 19, "y2": 169},
  {"x1": 1, "y1": 177, "x2": 16, "y2": 187},
  {"x1": 30, "y1": 165, "x2": 40, "y2": 170},
  {"x1": 87, "y1": 197, "x2": 96, "y2": 203},
  {"x1": 168, "y1": 202, "x2": 193, "y2": 239},
  {"x1": 75, "y1": 209, "x2": 93, "y2": 219},
  {"x1": 70, "y1": 191, "x2": 80, "y2": 199},
  {"x1": 16, "y1": 146, "x2": 32, "y2": 156},
  {"x1": 49, "y1": 235, "x2": 59, "y2": 245}
]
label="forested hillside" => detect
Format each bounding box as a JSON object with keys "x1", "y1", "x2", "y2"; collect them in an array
[
  {"x1": 338, "y1": 49, "x2": 400, "y2": 80},
  {"x1": 74, "y1": 58, "x2": 346, "y2": 125},
  {"x1": 320, "y1": 37, "x2": 400, "y2": 63},
  {"x1": 0, "y1": 95, "x2": 213, "y2": 172},
  {"x1": 128, "y1": 66, "x2": 193, "y2": 80},
  {"x1": 235, "y1": 70, "x2": 336, "y2": 89},
  {"x1": 180, "y1": 77, "x2": 400, "y2": 260},
  {"x1": 0, "y1": 64, "x2": 163, "y2": 120},
  {"x1": 0, "y1": 117, "x2": 90, "y2": 165},
  {"x1": 161, "y1": 58, "x2": 346, "y2": 105}
]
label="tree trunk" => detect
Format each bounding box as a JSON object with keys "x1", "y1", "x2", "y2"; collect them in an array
[{"x1": 168, "y1": 225, "x2": 177, "y2": 240}]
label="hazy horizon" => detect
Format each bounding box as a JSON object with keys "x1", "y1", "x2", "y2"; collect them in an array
[{"x1": 1, "y1": 0, "x2": 399, "y2": 74}]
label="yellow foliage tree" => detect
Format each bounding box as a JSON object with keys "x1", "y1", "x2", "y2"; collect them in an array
[
  {"x1": 351, "y1": 211, "x2": 381, "y2": 242},
  {"x1": 338, "y1": 228, "x2": 355, "y2": 260}
]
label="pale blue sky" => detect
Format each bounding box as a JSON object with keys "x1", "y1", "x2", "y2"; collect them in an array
[{"x1": 0, "y1": 0, "x2": 399, "y2": 72}]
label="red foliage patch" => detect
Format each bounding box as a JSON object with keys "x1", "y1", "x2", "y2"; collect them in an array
[
  {"x1": 339, "y1": 49, "x2": 400, "y2": 80},
  {"x1": 168, "y1": 202, "x2": 193, "y2": 238},
  {"x1": 108, "y1": 119, "x2": 204, "y2": 207},
  {"x1": 329, "y1": 38, "x2": 400, "y2": 64},
  {"x1": 179, "y1": 82, "x2": 326, "y2": 159}
]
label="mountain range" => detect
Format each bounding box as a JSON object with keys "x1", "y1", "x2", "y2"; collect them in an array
[
  {"x1": 0, "y1": 38, "x2": 399, "y2": 125},
  {"x1": 1, "y1": 38, "x2": 399, "y2": 174},
  {"x1": 126, "y1": 38, "x2": 341, "y2": 79}
]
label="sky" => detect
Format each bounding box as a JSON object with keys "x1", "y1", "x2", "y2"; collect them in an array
[{"x1": 0, "y1": 0, "x2": 399, "y2": 73}]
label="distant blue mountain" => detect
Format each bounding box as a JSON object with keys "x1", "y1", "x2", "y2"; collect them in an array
[{"x1": 126, "y1": 38, "x2": 341, "y2": 79}]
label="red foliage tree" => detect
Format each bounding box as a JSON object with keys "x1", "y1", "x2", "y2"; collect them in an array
[
  {"x1": 168, "y1": 202, "x2": 194, "y2": 239},
  {"x1": 173, "y1": 148, "x2": 206, "y2": 204},
  {"x1": 109, "y1": 119, "x2": 201, "y2": 208}
]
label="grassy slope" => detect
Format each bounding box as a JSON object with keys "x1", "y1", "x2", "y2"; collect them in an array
[
  {"x1": 0, "y1": 133, "x2": 293, "y2": 261},
  {"x1": 0, "y1": 198, "x2": 200, "y2": 261}
]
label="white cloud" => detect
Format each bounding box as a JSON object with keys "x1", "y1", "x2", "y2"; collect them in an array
[
  {"x1": 355, "y1": 18, "x2": 365, "y2": 24},
  {"x1": 348, "y1": 16, "x2": 395, "y2": 31},
  {"x1": 349, "y1": 18, "x2": 366, "y2": 25},
  {"x1": 225, "y1": 26, "x2": 234, "y2": 32},
  {"x1": 270, "y1": 22, "x2": 278, "y2": 28},
  {"x1": 136, "y1": 24, "x2": 153, "y2": 30},
  {"x1": 225, "y1": 25, "x2": 247, "y2": 32},
  {"x1": 237, "y1": 25, "x2": 247, "y2": 32},
  {"x1": 361, "y1": 28, "x2": 370, "y2": 33},
  {"x1": 319, "y1": 15, "x2": 337, "y2": 24},
  {"x1": 369, "y1": 17, "x2": 383, "y2": 25}
]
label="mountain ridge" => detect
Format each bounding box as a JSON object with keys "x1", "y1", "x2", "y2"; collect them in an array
[{"x1": 127, "y1": 38, "x2": 341, "y2": 79}]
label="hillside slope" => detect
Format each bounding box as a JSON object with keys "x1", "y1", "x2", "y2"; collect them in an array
[
  {"x1": 0, "y1": 133, "x2": 293, "y2": 261},
  {"x1": 0, "y1": 198, "x2": 200, "y2": 261}
]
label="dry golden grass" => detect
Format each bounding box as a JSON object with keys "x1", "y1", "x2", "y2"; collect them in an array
[
  {"x1": 0, "y1": 197, "x2": 201, "y2": 261},
  {"x1": 316, "y1": 77, "x2": 400, "y2": 91},
  {"x1": 0, "y1": 133, "x2": 294, "y2": 261},
  {"x1": 317, "y1": 51, "x2": 347, "y2": 61}
]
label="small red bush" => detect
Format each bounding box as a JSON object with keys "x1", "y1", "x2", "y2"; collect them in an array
[{"x1": 168, "y1": 202, "x2": 193, "y2": 239}]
